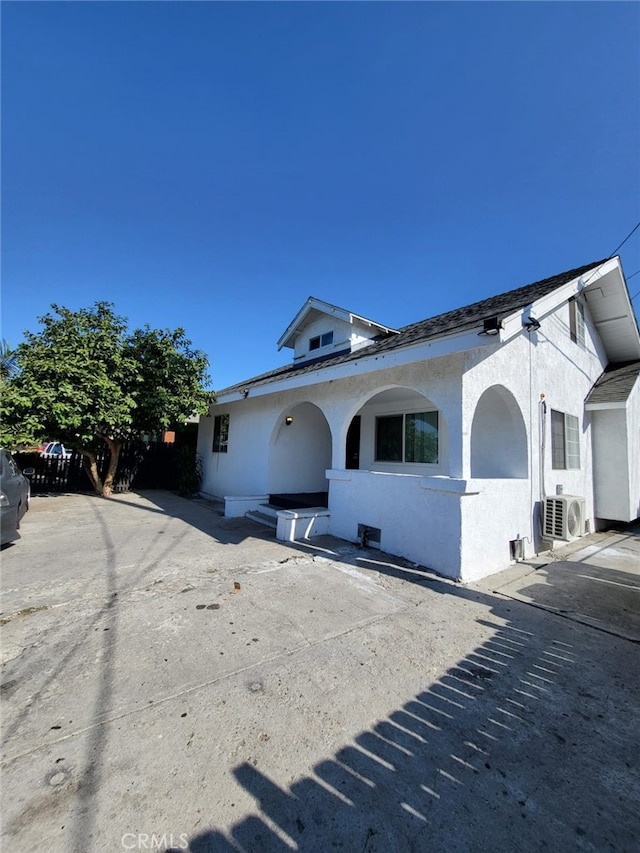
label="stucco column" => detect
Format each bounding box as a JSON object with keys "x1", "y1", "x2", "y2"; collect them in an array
[
  {"x1": 324, "y1": 409, "x2": 347, "y2": 470},
  {"x1": 446, "y1": 380, "x2": 465, "y2": 479}
]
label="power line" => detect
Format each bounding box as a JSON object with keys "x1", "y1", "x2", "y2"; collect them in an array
[
  {"x1": 581, "y1": 222, "x2": 640, "y2": 289},
  {"x1": 624, "y1": 271, "x2": 640, "y2": 301},
  {"x1": 610, "y1": 220, "x2": 640, "y2": 257}
]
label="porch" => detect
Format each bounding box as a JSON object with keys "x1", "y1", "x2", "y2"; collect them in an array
[{"x1": 326, "y1": 469, "x2": 533, "y2": 582}]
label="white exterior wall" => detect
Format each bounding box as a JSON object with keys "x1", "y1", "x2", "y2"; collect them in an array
[
  {"x1": 327, "y1": 470, "x2": 463, "y2": 576},
  {"x1": 629, "y1": 380, "x2": 640, "y2": 521},
  {"x1": 459, "y1": 480, "x2": 532, "y2": 581},
  {"x1": 591, "y1": 409, "x2": 630, "y2": 521},
  {"x1": 461, "y1": 297, "x2": 608, "y2": 563},
  {"x1": 268, "y1": 402, "x2": 331, "y2": 493},
  {"x1": 292, "y1": 315, "x2": 388, "y2": 362},
  {"x1": 591, "y1": 377, "x2": 640, "y2": 523},
  {"x1": 201, "y1": 355, "x2": 464, "y2": 499},
  {"x1": 293, "y1": 317, "x2": 352, "y2": 361},
  {"x1": 198, "y1": 400, "x2": 271, "y2": 498}
]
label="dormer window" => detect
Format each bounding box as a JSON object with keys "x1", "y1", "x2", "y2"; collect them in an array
[
  {"x1": 278, "y1": 298, "x2": 397, "y2": 364},
  {"x1": 309, "y1": 331, "x2": 333, "y2": 351}
]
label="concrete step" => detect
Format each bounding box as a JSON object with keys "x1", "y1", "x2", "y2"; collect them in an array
[
  {"x1": 245, "y1": 510, "x2": 278, "y2": 530},
  {"x1": 259, "y1": 503, "x2": 282, "y2": 518}
]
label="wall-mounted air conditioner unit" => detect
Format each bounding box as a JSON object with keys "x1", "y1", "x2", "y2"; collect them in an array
[{"x1": 543, "y1": 496, "x2": 586, "y2": 541}]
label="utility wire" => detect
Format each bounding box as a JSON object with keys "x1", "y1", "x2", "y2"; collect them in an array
[
  {"x1": 581, "y1": 222, "x2": 640, "y2": 288},
  {"x1": 610, "y1": 220, "x2": 640, "y2": 257}
]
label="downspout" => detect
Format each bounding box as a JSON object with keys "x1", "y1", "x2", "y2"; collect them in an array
[
  {"x1": 539, "y1": 394, "x2": 547, "y2": 537},
  {"x1": 528, "y1": 322, "x2": 547, "y2": 544}
]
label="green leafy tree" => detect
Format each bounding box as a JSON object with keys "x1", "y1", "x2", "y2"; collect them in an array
[
  {"x1": 0, "y1": 339, "x2": 18, "y2": 381},
  {"x1": 1, "y1": 302, "x2": 212, "y2": 496}
]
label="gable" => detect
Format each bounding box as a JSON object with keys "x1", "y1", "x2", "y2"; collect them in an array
[{"x1": 277, "y1": 296, "x2": 398, "y2": 363}]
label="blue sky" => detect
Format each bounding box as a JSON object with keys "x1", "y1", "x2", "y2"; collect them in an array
[{"x1": 2, "y1": 2, "x2": 639, "y2": 391}]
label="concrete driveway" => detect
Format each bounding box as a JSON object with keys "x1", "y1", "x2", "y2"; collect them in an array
[{"x1": 1, "y1": 491, "x2": 638, "y2": 852}]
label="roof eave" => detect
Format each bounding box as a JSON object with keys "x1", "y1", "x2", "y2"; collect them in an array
[
  {"x1": 217, "y1": 325, "x2": 501, "y2": 403},
  {"x1": 585, "y1": 401, "x2": 628, "y2": 411}
]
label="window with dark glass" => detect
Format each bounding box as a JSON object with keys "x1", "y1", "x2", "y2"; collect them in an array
[
  {"x1": 309, "y1": 331, "x2": 333, "y2": 352},
  {"x1": 375, "y1": 411, "x2": 438, "y2": 463},
  {"x1": 551, "y1": 409, "x2": 579, "y2": 469},
  {"x1": 212, "y1": 413, "x2": 229, "y2": 453},
  {"x1": 376, "y1": 415, "x2": 403, "y2": 461},
  {"x1": 569, "y1": 298, "x2": 585, "y2": 348}
]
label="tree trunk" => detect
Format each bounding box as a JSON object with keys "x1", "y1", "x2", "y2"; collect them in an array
[
  {"x1": 79, "y1": 448, "x2": 104, "y2": 496},
  {"x1": 77, "y1": 437, "x2": 122, "y2": 496},
  {"x1": 102, "y1": 436, "x2": 122, "y2": 497}
]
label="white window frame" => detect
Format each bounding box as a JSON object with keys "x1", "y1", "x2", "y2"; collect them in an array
[
  {"x1": 551, "y1": 409, "x2": 580, "y2": 470},
  {"x1": 309, "y1": 331, "x2": 333, "y2": 352}
]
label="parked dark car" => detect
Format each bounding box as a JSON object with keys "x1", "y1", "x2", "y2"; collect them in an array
[{"x1": 0, "y1": 449, "x2": 33, "y2": 546}]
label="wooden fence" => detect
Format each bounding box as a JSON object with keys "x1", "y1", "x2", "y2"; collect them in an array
[{"x1": 15, "y1": 441, "x2": 188, "y2": 495}]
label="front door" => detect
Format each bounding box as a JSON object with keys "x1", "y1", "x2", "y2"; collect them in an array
[{"x1": 346, "y1": 416, "x2": 361, "y2": 470}]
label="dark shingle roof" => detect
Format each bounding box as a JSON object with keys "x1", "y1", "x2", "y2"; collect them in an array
[
  {"x1": 219, "y1": 259, "x2": 609, "y2": 397},
  {"x1": 586, "y1": 361, "x2": 640, "y2": 405}
]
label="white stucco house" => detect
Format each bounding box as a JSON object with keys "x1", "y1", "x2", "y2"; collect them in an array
[{"x1": 198, "y1": 257, "x2": 640, "y2": 582}]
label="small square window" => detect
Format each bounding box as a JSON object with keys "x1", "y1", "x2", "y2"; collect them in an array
[
  {"x1": 212, "y1": 413, "x2": 229, "y2": 453},
  {"x1": 309, "y1": 331, "x2": 333, "y2": 352}
]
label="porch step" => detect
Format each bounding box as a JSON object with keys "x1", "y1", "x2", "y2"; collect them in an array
[
  {"x1": 245, "y1": 510, "x2": 278, "y2": 530},
  {"x1": 269, "y1": 492, "x2": 329, "y2": 510},
  {"x1": 259, "y1": 503, "x2": 282, "y2": 517}
]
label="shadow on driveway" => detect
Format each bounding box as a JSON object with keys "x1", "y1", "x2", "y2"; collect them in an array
[{"x1": 185, "y1": 585, "x2": 638, "y2": 852}]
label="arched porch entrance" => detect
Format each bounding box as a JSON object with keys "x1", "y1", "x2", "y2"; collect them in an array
[
  {"x1": 470, "y1": 385, "x2": 527, "y2": 478},
  {"x1": 267, "y1": 402, "x2": 332, "y2": 508}
]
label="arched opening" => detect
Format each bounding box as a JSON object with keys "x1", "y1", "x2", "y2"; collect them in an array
[
  {"x1": 470, "y1": 385, "x2": 527, "y2": 478},
  {"x1": 345, "y1": 386, "x2": 447, "y2": 474},
  {"x1": 267, "y1": 402, "x2": 332, "y2": 505}
]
